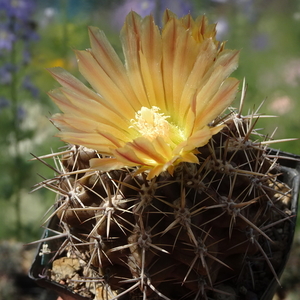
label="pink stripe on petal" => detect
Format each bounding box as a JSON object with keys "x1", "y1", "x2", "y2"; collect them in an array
[
  {"x1": 129, "y1": 138, "x2": 166, "y2": 164},
  {"x1": 48, "y1": 67, "x2": 103, "y2": 104},
  {"x1": 112, "y1": 147, "x2": 147, "y2": 166},
  {"x1": 88, "y1": 26, "x2": 143, "y2": 111},
  {"x1": 76, "y1": 50, "x2": 136, "y2": 119}
]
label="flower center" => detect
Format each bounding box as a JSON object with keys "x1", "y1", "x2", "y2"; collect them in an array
[{"x1": 130, "y1": 106, "x2": 170, "y2": 140}]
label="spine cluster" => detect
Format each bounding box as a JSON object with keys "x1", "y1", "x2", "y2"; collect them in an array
[{"x1": 33, "y1": 109, "x2": 294, "y2": 300}]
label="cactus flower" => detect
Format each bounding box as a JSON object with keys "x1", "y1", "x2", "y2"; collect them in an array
[{"x1": 49, "y1": 10, "x2": 239, "y2": 179}]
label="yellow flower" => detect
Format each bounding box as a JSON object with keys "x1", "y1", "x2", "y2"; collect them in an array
[{"x1": 49, "y1": 10, "x2": 239, "y2": 179}]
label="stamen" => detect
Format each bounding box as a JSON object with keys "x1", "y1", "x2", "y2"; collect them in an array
[{"x1": 130, "y1": 106, "x2": 170, "y2": 140}]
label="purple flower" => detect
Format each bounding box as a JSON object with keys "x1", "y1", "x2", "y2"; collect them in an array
[
  {"x1": 0, "y1": 0, "x2": 39, "y2": 72},
  {"x1": 251, "y1": 33, "x2": 270, "y2": 51},
  {"x1": 0, "y1": 0, "x2": 39, "y2": 67},
  {"x1": 111, "y1": 0, "x2": 193, "y2": 29},
  {"x1": 22, "y1": 76, "x2": 39, "y2": 98},
  {"x1": 117, "y1": 0, "x2": 156, "y2": 17},
  {"x1": 17, "y1": 105, "x2": 26, "y2": 122},
  {"x1": 0, "y1": 97, "x2": 10, "y2": 110},
  {"x1": 0, "y1": 27, "x2": 15, "y2": 51},
  {"x1": 0, "y1": 64, "x2": 17, "y2": 85},
  {"x1": 21, "y1": 20, "x2": 39, "y2": 41},
  {"x1": 22, "y1": 48, "x2": 31, "y2": 65},
  {"x1": 0, "y1": 0, "x2": 36, "y2": 21}
]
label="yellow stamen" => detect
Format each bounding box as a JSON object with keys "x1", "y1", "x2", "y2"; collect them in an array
[{"x1": 131, "y1": 106, "x2": 170, "y2": 140}]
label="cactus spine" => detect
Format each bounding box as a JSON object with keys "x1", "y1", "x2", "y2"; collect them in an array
[
  {"x1": 32, "y1": 10, "x2": 295, "y2": 300},
  {"x1": 33, "y1": 96, "x2": 293, "y2": 300}
]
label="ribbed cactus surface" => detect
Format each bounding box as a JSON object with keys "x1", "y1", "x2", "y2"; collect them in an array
[
  {"x1": 31, "y1": 9, "x2": 296, "y2": 300},
  {"x1": 34, "y1": 109, "x2": 293, "y2": 300}
]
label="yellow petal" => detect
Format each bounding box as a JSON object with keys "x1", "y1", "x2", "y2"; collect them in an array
[
  {"x1": 55, "y1": 132, "x2": 119, "y2": 153},
  {"x1": 152, "y1": 136, "x2": 173, "y2": 161},
  {"x1": 147, "y1": 165, "x2": 166, "y2": 179},
  {"x1": 48, "y1": 67, "x2": 132, "y2": 122},
  {"x1": 112, "y1": 146, "x2": 148, "y2": 166},
  {"x1": 75, "y1": 50, "x2": 136, "y2": 119},
  {"x1": 179, "y1": 152, "x2": 199, "y2": 164},
  {"x1": 48, "y1": 67, "x2": 101, "y2": 102},
  {"x1": 88, "y1": 26, "x2": 143, "y2": 111},
  {"x1": 161, "y1": 16, "x2": 176, "y2": 114},
  {"x1": 126, "y1": 137, "x2": 167, "y2": 165},
  {"x1": 178, "y1": 39, "x2": 218, "y2": 130},
  {"x1": 194, "y1": 70, "x2": 232, "y2": 118},
  {"x1": 48, "y1": 10, "x2": 240, "y2": 179},
  {"x1": 49, "y1": 88, "x2": 130, "y2": 132},
  {"x1": 90, "y1": 157, "x2": 127, "y2": 172},
  {"x1": 120, "y1": 11, "x2": 149, "y2": 108},
  {"x1": 170, "y1": 22, "x2": 199, "y2": 122},
  {"x1": 194, "y1": 78, "x2": 240, "y2": 129},
  {"x1": 139, "y1": 15, "x2": 165, "y2": 111},
  {"x1": 51, "y1": 111, "x2": 131, "y2": 146},
  {"x1": 175, "y1": 126, "x2": 213, "y2": 154}
]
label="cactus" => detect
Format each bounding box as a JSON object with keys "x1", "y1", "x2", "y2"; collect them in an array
[{"x1": 32, "y1": 10, "x2": 295, "y2": 300}]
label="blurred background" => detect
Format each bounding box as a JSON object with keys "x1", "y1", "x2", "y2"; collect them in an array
[{"x1": 0, "y1": 0, "x2": 300, "y2": 299}]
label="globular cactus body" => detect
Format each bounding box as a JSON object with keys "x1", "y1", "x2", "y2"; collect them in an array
[
  {"x1": 31, "y1": 9, "x2": 295, "y2": 300},
  {"x1": 33, "y1": 110, "x2": 293, "y2": 300}
]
